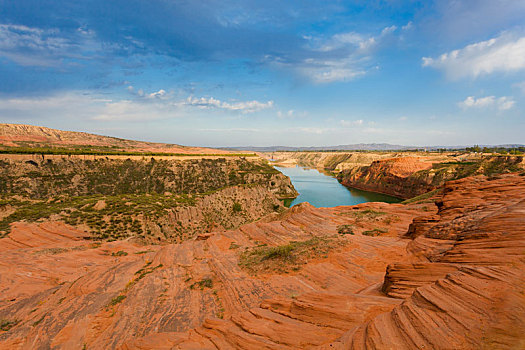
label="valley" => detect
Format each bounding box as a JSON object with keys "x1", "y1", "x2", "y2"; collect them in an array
[{"x1": 0, "y1": 125, "x2": 524, "y2": 349}]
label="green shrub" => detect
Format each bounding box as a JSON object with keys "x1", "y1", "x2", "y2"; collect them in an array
[
  {"x1": 0, "y1": 319, "x2": 19, "y2": 331},
  {"x1": 108, "y1": 295, "x2": 126, "y2": 306},
  {"x1": 337, "y1": 224, "x2": 354, "y2": 235},
  {"x1": 111, "y1": 250, "x2": 128, "y2": 256},
  {"x1": 190, "y1": 278, "x2": 213, "y2": 290},
  {"x1": 362, "y1": 228, "x2": 388, "y2": 237},
  {"x1": 232, "y1": 202, "x2": 242, "y2": 212}
]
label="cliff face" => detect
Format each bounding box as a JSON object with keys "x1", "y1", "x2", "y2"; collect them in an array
[
  {"x1": 338, "y1": 157, "x2": 435, "y2": 199},
  {"x1": 0, "y1": 156, "x2": 297, "y2": 242},
  {"x1": 1, "y1": 173, "x2": 523, "y2": 349},
  {"x1": 0, "y1": 156, "x2": 295, "y2": 199},
  {"x1": 268, "y1": 151, "x2": 399, "y2": 172},
  {"x1": 339, "y1": 155, "x2": 525, "y2": 199}
]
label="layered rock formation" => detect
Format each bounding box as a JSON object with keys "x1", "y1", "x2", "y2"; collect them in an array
[
  {"x1": 1, "y1": 173, "x2": 523, "y2": 349},
  {"x1": 0, "y1": 156, "x2": 297, "y2": 242},
  {"x1": 339, "y1": 155, "x2": 525, "y2": 199}
]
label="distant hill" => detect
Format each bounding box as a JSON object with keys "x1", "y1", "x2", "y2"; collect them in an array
[
  {"x1": 222, "y1": 144, "x2": 414, "y2": 152},
  {"x1": 222, "y1": 143, "x2": 525, "y2": 152},
  {"x1": 0, "y1": 124, "x2": 231, "y2": 154}
]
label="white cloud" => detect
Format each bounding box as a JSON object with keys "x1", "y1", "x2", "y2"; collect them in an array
[
  {"x1": 422, "y1": 31, "x2": 525, "y2": 79},
  {"x1": 0, "y1": 89, "x2": 274, "y2": 122},
  {"x1": 340, "y1": 119, "x2": 364, "y2": 127},
  {"x1": 0, "y1": 23, "x2": 100, "y2": 67},
  {"x1": 399, "y1": 116, "x2": 408, "y2": 121},
  {"x1": 185, "y1": 96, "x2": 273, "y2": 113},
  {"x1": 458, "y1": 95, "x2": 515, "y2": 110},
  {"x1": 497, "y1": 96, "x2": 516, "y2": 110},
  {"x1": 267, "y1": 24, "x2": 399, "y2": 84},
  {"x1": 148, "y1": 89, "x2": 167, "y2": 99},
  {"x1": 402, "y1": 22, "x2": 413, "y2": 31}
]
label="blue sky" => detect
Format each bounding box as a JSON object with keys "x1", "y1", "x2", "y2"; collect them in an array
[{"x1": 1, "y1": 0, "x2": 524, "y2": 147}]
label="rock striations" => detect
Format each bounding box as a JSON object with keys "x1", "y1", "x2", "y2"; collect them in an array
[{"x1": 1, "y1": 173, "x2": 524, "y2": 349}]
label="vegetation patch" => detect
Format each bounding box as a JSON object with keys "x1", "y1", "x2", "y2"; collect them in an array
[
  {"x1": 229, "y1": 242, "x2": 240, "y2": 249},
  {"x1": 111, "y1": 250, "x2": 128, "y2": 257},
  {"x1": 108, "y1": 295, "x2": 126, "y2": 307},
  {"x1": 402, "y1": 188, "x2": 443, "y2": 204},
  {"x1": 0, "y1": 157, "x2": 291, "y2": 242},
  {"x1": 338, "y1": 209, "x2": 386, "y2": 222},
  {"x1": 239, "y1": 236, "x2": 343, "y2": 274},
  {"x1": 232, "y1": 202, "x2": 242, "y2": 212},
  {"x1": 362, "y1": 228, "x2": 388, "y2": 237},
  {"x1": 106, "y1": 262, "x2": 163, "y2": 312},
  {"x1": 190, "y1": 278, "x2": 213, "y2": 290},
  {"x1": 0, "y1": 319, "x2": 19, "y2": 331},
  {"x1": 337, "y1": 224, "x2": 354, "y2": 235}
]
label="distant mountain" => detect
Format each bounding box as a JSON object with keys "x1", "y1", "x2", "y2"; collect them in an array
[
  {"x1": 222, "y1": 143, "x2": 525, "y2": 152},
  {"x1": 223, "y1": 144, "x2": 417, "y2": 152}
]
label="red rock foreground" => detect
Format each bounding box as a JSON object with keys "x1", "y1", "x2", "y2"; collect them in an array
[{"x1": 1, "y1": 174, "x2": 524, "y2": 349}]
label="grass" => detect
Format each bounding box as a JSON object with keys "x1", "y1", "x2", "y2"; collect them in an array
[
  {"x1": 0, "y1": 146, "x2": 256, "y2": 157},
  {"x1": 239, "y1": 236, "x2": 343, "y2": 274},
  {"x1": 402, "y1": 188, "x2": 443, "y2": 204},
  {"x1": 108, "y1": 295, "x2": 126, "y2": 307},
  {"x1": 362, "y1": 228, "x2": 388, "y2": 237},
  {"x1": 337, "y1": 209, "x2": 386, "y2": 222}
]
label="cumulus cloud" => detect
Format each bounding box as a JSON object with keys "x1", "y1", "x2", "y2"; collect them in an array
[
  {"x1": 458, "y1": 95, "x2": 515, "y2": 110},
  {"x1": 422, "y1": 31, "x2": 525, "y2": 79}
]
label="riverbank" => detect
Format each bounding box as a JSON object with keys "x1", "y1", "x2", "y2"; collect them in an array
[
  {"x1": 275, "y1": 165, "x2": 400, "y2": 208},
  {"x1": 266, "y1": 151, "x2": 525, "y2": 200}
]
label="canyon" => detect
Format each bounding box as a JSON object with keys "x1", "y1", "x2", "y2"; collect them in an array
[
  {"x1": 0, "y1": 125, "x2": 524, "y2": 349},
  {"x1": 268, "y1": 151, "x2": 525, "y2": 199}
]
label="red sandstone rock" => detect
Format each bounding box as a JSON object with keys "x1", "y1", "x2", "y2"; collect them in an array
[{"x1": 1, "y1": 174, "x2": 524, "y2": 349}]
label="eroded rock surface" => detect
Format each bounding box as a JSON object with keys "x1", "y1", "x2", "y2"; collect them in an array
[{"x1": 1, "y1": 174, "x2": 524, "y2": 349}]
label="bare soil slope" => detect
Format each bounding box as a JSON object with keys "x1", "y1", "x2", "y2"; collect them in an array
[{"x1": 0, "y1": 124, "x2": 230, "y2": 154}]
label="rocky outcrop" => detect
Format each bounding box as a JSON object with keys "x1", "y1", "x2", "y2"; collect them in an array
[
  {"x1": 0, "y1": 199, "x2": 423, "y2": 349},
  {"x1": 339, "y1": 155, "x2": 525, "y2": 199},
  {"x1": 339, "y1": 157, "x2": 435, "y2": 199},
  {"x1": 267, "y1": 151, "x2": 396, "y2": 172}
]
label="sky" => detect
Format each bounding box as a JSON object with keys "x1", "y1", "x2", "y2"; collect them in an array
[{"x1": 1, "y1": 0, "x2": 525, "y2": 147}]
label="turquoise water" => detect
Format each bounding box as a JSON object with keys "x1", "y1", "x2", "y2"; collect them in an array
[{"x1": 275, "y1": 166, "x2": 401, "y2": 208}]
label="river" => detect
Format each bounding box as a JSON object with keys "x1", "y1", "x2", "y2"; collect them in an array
[{"x1": 274, "y1": 166, "x2": 401, "y2": 208}]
